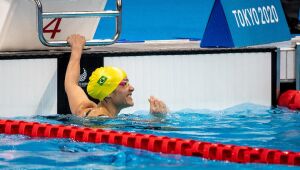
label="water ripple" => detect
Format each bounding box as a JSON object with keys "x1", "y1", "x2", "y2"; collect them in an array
[{"x1": 0, "y1": 103, "x2": 300, "y2": 169}]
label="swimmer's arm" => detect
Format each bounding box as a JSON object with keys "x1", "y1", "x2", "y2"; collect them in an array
[
  {"x1": 148, "y1": 96, "x2": 169, "y2": 117},
  {"x1": 65, "y1": 35, "x2": 96, "y2": 116}
]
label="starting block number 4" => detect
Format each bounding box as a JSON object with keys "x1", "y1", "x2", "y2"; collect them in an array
[{"x1": 43, "y1": 18, "x2": 62, "y2": 39}]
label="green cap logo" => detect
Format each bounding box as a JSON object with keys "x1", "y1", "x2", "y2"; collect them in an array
[{"x1": 97, "y1": 76, "x2": 108, "y2": 86}]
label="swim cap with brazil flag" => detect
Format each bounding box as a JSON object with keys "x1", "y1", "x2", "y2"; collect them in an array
[{"x1": 87, "y1": 66, "x2": 127, "y2": 101}]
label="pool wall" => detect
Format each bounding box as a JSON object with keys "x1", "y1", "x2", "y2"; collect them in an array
[
  {"x1": 103, "y1": 48, "x2": 277, "y2": 113},
  {"x1": 0, "y1": 45, "x2": 278, "y2": 116}
]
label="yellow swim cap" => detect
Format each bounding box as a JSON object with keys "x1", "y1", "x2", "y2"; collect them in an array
[{"x1": 87, "y1": 66, "x2": 127, "y2": 101}]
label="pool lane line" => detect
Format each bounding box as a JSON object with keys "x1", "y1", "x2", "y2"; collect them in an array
[{"x1": 0, "y1": 119, "x2": 299, "y2": 166}]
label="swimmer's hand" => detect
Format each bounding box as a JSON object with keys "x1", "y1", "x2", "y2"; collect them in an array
[
  {"x1": 67, "y1": 34, "x2": 86, "y2": 50},
  {"x1": 149, "y1": 96, "x2": 169, "y2": 117}
]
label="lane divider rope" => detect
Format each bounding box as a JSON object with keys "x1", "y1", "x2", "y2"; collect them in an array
[{"x1": 0, "y1": 119, "x2": 299, "y2": 166}]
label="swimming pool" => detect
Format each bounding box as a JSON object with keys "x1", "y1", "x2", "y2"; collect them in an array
[{"x1": 0, "y1": 103, "x2": 299, "y2": 169}]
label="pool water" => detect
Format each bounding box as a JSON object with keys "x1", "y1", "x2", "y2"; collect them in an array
[{"x1": 0, "y1": 103, "x2": 299, "y2": 169}]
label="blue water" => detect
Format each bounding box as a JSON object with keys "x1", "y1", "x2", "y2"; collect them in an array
[{"x1": 0, "y1": 103, "x2": 299, "y2": 169}]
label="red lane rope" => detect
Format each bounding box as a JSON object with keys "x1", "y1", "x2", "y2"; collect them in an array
[{"x1": 0, "y1": 119, "x2": 299, "y2": 166}]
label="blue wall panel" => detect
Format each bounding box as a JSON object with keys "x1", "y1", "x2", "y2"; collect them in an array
[{"x1": 94, "y1": 0, "x2": 214, "y2": 41}]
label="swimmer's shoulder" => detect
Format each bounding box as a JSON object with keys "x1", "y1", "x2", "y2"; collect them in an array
[
  {"x1": 76, "y1": 101, "x2": 108, "y2": 118},
  {"x1": 83, "y1": 108, "x2": 109, "y2": 118}
]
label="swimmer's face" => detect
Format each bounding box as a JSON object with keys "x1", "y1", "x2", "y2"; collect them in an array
[{"x1": 110, "y1": 78, "x2": 134, "y2": 108}]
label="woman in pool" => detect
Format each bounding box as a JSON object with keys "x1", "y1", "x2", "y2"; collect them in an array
[{"x1": 65, "y1": 34, "x2": 168, "y2": 118}]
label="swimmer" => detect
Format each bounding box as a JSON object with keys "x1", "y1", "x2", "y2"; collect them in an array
[{"x1": 65, "y1": 34, "x2": 168, "y2": 118}]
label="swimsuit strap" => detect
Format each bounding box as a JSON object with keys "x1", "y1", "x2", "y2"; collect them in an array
[{"x1": 84, "y1": 109, "x2": 93, "y2": 117}]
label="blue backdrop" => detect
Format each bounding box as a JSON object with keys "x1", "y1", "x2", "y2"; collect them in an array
[{"x1": 94, "y1": 0, "x2": 215, "y2": 41}]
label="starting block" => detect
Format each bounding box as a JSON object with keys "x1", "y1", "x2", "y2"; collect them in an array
[{"x1": 0, "y1": 0, "x2": 122, "y2": 51}]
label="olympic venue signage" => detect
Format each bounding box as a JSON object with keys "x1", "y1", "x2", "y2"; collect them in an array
[{"x1": 201, "y1": 0, "x2": 291, "y2": 48}]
